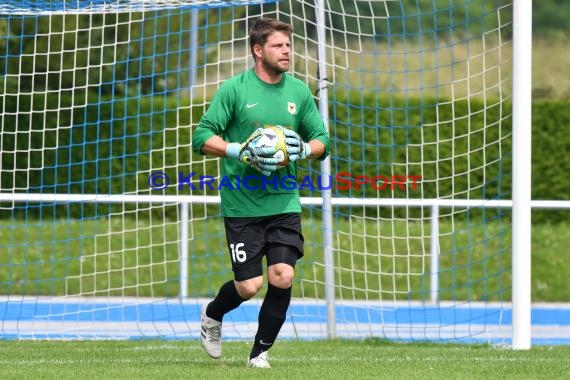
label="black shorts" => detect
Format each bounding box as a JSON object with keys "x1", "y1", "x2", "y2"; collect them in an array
[{"x1": 223, "y1": 213, "x2": 304, "y2": 281}]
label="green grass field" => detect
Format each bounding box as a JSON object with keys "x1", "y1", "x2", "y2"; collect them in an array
[{"x1": 1, "y1": 339, "x2": 570, "y2": 379}]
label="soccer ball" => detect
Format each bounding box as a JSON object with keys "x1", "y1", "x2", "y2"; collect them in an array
[{"x1": 252, "y1": 125, "x2": 289, "y2": 167}]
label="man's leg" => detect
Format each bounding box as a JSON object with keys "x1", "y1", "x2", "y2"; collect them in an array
[
  {"x1": 201, "y1": 277, "x2": 262, "y2": 358},
  {"x1": 248, "y1": 245, "x2": 298, "y2": 366},
  {"x1": 201, "y1": 216, "x2": 266, "y2": 359},
  {"x1": 248, "y1": 280, "x2": 292, "y2": 360},
  {"x1": 200, "y1": 280, "x2": 243, "y2": 359},
  {"x1": 205, "y1": 280, "x2": 246, "y2": 321}
]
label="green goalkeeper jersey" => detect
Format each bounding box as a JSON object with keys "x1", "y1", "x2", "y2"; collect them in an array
[{"x1": 192, "y1": 69, "x2": 330, "y2": 217}]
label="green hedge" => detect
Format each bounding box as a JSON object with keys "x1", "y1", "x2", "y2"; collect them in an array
[
  {"x1": 1, "y1": 93, "x2": 196, "y2": 218},
  {"x1": 531, "y1": 99, "x2": 570, "y2": 223},
  {"x1": 2, "y1": 94, "x2": 569, "y2": 222}
]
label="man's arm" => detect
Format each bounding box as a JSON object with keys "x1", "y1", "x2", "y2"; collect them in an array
[
  {"x1": 198, "y1": 129, "x2": 280, "y2": 177},
  {"x1": 199, "y1": 124, "x2": 325, "y2": 160},
  {"x1": 294, "y1": 85, "x2": 330, "y2": 161},
  {"x1": 308, "y1": 139, "x2": 325, "y2": 160},
  {"x1": 192, "y1": 80, "x2": 235, "y2": 155},
  {"x1": 200, "y1": 135, "x2": 231, "y2": 157}
]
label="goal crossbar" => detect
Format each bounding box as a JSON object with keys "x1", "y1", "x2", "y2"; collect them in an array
[{"x1": 1, "y1": 193, "x2": 566, "y2": 209}]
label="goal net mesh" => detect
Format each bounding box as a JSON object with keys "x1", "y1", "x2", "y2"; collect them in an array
[{"x1": 0, "y1": 0, "x2": 513, "y2": 343}]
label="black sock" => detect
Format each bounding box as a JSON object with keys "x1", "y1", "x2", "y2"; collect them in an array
[
  {"x1": 206, "y1": 280, "x2": 246, "y2": 322},
  {"x1": 249, "y1": 284, "x2": 292, "y2": 359}
]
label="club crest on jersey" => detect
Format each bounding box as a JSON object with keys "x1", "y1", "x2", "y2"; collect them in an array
[{"x1": 287, "y1": 102, "x2": 297, "y2": 115}]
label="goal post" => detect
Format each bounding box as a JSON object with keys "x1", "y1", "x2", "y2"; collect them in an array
[
  {"x1": 511, "y1": 0, "x2": 532, "y2": 350},
  {"x1": 0, "y1": 0, "x2": 531, "y2": 347}
]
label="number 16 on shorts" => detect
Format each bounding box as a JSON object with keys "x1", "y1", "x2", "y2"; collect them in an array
[{"x1": 230, "y1": 242, "x2": 246, "y2": 263}]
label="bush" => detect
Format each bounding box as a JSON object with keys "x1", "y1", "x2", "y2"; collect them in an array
[{"x1": 2, "y1": 93, "x2": 569, "y2": 222}]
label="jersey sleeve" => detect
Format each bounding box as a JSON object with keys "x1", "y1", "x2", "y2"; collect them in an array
[
  {"x1": 192, "y1": 80, "x2": 236, "y2": 154},
  {"x1": 297, "y1": 85, "x2": 330, "y2": 161}
]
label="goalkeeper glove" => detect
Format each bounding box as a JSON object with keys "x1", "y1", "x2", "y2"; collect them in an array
[
  {"x1": 281, "y1": 128, "x2": 311, "y2": 162},
  {"x1": 226, "y1": 129, "x2": 279, "y2": 176}
]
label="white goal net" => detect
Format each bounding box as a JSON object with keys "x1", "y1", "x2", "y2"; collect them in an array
[{"x1": 0, "y1": 0, "x2": 516, "y2": 344}]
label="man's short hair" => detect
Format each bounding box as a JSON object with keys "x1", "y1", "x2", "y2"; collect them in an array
[{"x1": 249, "y1": 18, "x2": 293, "y2": 55}]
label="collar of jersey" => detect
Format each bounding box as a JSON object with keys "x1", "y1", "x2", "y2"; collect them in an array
[{"x1": 250, "y1": 68, "x2": 286, "y2": 88}]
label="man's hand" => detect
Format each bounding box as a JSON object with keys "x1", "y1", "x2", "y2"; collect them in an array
[
  {"x1": 226, "y1": 129, "x2": 279, "y2": 176},
  {"x1": 280, "y1": 127, "x2": 311, "y2": 162}
]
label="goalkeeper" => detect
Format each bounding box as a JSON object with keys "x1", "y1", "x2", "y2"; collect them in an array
[{"x1": 192, "y1": 18, "x2": 330, "y2": 368}]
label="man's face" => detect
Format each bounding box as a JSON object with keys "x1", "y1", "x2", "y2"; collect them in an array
[{"x1": 258, "y1": 31, "x2": 291, "y2": 75}]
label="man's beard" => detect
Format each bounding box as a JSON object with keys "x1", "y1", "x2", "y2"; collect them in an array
[{"x1": 262, "y1": 57, "x2": 288, "y2": 76}]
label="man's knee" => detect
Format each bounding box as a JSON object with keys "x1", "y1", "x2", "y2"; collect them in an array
[
  {"x1": 234, "y1": 276, "x2": 264, "y2": 299},
  {"x1": 268, "y1": 263, "x2": 295, "y2": 289}
]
